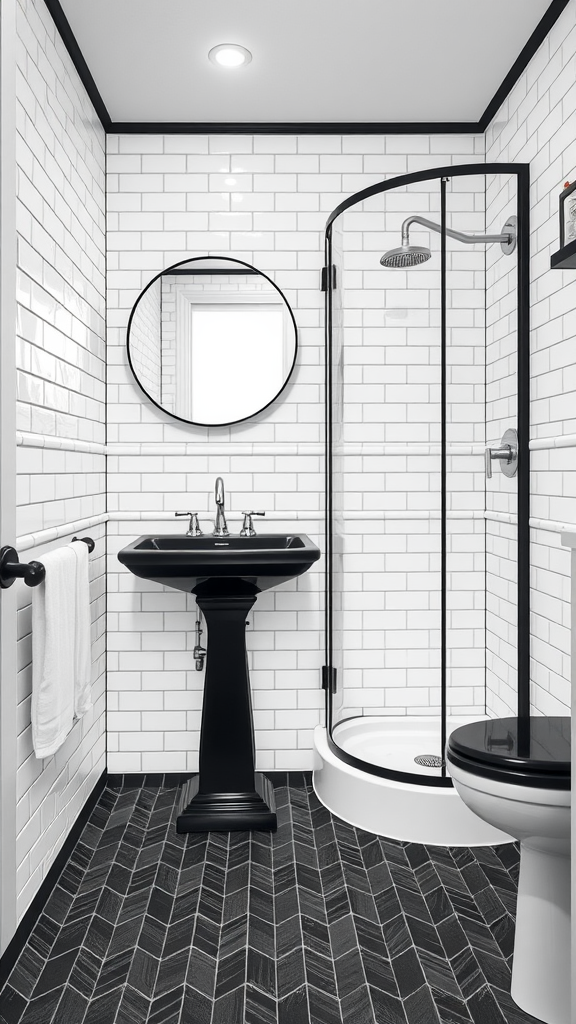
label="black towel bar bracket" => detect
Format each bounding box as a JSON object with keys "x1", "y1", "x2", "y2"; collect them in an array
[
  {"x1": 72, "y1": 536, "x2": 95, "y2": 553},
  {"x1": 0, "y1": 546, "x2": 46, "y2": 589},
  {"x1": 0, "y1": 536, "x2": 95, "y2": 588}
]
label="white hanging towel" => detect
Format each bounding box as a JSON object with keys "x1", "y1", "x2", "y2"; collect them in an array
[
  {"x1": 73, "y1": 540, "x2": 93, "y2": 716},
  {"x1": 32, "y1": 546, "x2": 77, "y2": 758},
  {"x1": 31, "y1": 543, "x2": 93, "y2": 758}
]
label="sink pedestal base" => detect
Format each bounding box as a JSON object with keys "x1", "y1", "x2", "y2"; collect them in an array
[
  {"x1": 176, "y1": 591, "x2": 277, "y2": 833},
  {"x1": 177, "y1": 772, "x2": 276, "y2": 832}
]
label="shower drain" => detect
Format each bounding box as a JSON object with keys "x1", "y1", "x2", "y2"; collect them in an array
[{"x1": 414, "y1": 754, "x2": 444, "y2": 768}]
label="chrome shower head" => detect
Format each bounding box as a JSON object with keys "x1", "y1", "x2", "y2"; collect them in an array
[
  {"x1": 380, "y1": 245, "x2": 431, "y2": 269},
  {"x1": 380, "y1": 213, "x2": 518, "y2": 270}
]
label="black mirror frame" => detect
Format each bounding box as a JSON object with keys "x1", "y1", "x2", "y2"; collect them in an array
[{"x1": 126, "y1": 255, "x2": 299, "y2": 428}]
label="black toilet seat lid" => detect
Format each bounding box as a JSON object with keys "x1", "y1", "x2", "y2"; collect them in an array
[{"x1": 447, "y1": 717, "x2": 571, "y2": 790}]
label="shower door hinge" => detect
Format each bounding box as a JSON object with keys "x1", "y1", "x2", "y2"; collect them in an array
[
  {"x1": 321, "y1": 265, "x2": 337, "y2": 291},
  {"x1": 322, "y1": 665, "x2": 337, "y2": 692}
]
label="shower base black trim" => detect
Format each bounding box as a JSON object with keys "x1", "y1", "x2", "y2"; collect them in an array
[
  {"x1": 0, "y1": 769, "x2": 107, "y2": 991},
  {"x1": 42, "y1": 0, "x2": 567, "y2": 137},
  {"x1": 326, "y1": 726, "x2": 453, "y2": 789}
]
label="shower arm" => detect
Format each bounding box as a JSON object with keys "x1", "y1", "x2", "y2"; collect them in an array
[{"x1": 401, "y1": 215, "x2": 512, "y2": 248}]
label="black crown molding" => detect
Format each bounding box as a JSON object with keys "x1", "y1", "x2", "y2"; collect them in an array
[
  {"x1": 110, "y1": 120, "x2": 481, "y2": 136},
  {"x1": 42, "y1": 0, "x2": 111, "y2": 131},
  {"x1": 43, "y1": 0, "x2": 569, "y2": 137},
  {"x1": 478, "y1": 0, "x2": 571, "y2": 131}
]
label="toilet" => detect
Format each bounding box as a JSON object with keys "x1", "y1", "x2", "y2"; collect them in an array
[{"x1": 446, "y1": 716, "x2": 571, "y2": 1024}]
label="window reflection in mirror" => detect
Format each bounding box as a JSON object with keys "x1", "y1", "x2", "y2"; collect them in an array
[{"x1": 127, "y1": 257, "x2": 298, "y2": 426}]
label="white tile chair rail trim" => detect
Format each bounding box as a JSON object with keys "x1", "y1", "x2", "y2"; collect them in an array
[
  {"x1": 14, "y1": 509, "x2": 575, "y2": 552},
  {"x1": 17, "y1": 433, "x2": 488, "y2": 457},
  {"x1": 488, "y1": 511, "x2": 576, "y2": 536},
  {"x1": 19, "y1": 430, "x2": 576, "y2": 456},
  {"x1": 529, "y1": 434, "x2": 576, "y2": 450},
  {"x1": 16, "y1": 432, "x2": 107, "y2": 455},
  {"x1": 17, "y1": 514, "x2": 108, "y2": 552},
  {"x1": 529, "y1": 516, "x2": 576, "y2": 535}
]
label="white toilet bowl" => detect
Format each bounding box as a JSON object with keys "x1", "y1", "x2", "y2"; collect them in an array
[{"x1": 446, "y1": 717, "x2": 571, "y2": 1024}]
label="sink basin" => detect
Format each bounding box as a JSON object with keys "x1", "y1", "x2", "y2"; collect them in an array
[{"x1": 118, "y1": 533, "x2": 321, "y2": 595}]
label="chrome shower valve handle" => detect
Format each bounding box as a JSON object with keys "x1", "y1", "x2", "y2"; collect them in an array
[
  {"x1": 240, "y1": 511, "x2": 266, "y2": 537},
  {"x1": 485, "y1": 428, "x2": 518, "y2": 479}
]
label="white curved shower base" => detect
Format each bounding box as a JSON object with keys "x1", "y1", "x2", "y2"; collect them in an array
[{"x1": 313, "y1": 717, "x2": 514, "y2": 846}]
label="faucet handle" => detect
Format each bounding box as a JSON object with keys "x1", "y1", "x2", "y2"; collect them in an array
[
  {"x1": 240, "y1": 511, "x2": 265, "y2": 538},
  {"x1": 175, "y1": 511, "x2": 203, "y2": 537}
]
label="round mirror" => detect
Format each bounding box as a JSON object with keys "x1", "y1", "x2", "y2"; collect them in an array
[{"x1": 127, "y1": 256, "x2": 298, "y2": 426}]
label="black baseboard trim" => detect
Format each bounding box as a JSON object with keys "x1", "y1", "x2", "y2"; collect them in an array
[{"x1": 0, "y1": 769, "x2": 107, "y2": 991}]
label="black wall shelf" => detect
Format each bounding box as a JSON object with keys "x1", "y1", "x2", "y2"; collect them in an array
[{"x1": 551, "y1": 237, "x2": 576, "y2": 269}]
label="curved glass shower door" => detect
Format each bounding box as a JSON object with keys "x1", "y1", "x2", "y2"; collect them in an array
[{"x1": 324, "y1": 163, "x2": 529, "y2": 787}]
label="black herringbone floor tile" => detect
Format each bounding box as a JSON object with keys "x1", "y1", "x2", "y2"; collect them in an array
[{"x1": 0, "y1": 775, "x2": 541, "y2": 1024}]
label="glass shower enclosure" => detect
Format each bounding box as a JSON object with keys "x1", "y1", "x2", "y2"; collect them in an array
[{"x1": 323, "y1": 163, "x2": 530, "y2": 788}]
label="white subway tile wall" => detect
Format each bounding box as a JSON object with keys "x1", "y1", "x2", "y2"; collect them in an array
[
  {"x1": 485, "y1": 0, "x2": 575, "y2": 717},
  {"x1": 107, "y1": 134, "x2": 486, "y2": 770},
  {"x1": 129, "y1": 278, "x2": 161, "y2": 404},
  {"x1": 15, "y1": 0, "x2": 106, "y2": 920}
]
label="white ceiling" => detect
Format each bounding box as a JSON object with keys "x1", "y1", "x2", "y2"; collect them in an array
[{"x1": 60, "y1": 0, "x2": 552, "y2": 124}]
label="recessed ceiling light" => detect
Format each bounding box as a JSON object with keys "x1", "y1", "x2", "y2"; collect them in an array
[{"x1": 208, "y1": 44, "x2": 252, "y2": 68}]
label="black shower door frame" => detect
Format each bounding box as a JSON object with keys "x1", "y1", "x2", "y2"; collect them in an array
[{"x1": 323, "y1": 162, "x2": 530, "y2": 787}]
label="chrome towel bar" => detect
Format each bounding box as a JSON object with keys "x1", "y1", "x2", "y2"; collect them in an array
[{"x1": 0, "y1": 536, "x2": 95, "y2": 589}]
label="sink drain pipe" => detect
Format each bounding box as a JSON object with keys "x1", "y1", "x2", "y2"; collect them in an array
[{"x1": 194, "y1": 610, "x2": 206, "y2": 670}]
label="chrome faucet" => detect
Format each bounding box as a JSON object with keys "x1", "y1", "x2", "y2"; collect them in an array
[{"x1": 213, "y1": 477, "x2": 229, "y2": 537}]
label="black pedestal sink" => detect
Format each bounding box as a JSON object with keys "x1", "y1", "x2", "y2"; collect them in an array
[{"x1": 118, "y1": 533, "x2": 321, "y2": 832}]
